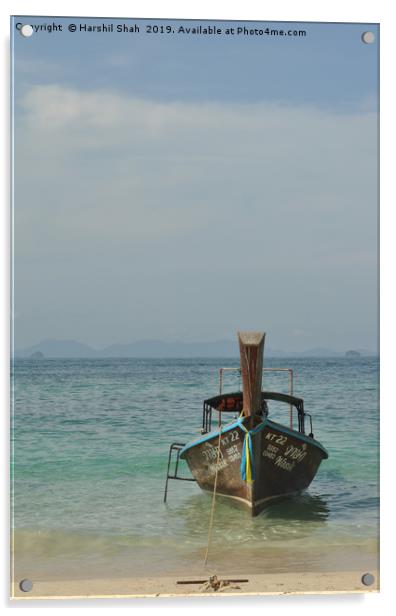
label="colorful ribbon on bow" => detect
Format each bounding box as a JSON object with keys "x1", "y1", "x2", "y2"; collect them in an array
[{"x1": 240, "y1": 424, "x2": 255, "y2": 483}]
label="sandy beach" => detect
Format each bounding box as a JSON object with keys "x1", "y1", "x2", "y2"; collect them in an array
[{"x1": 11, "y1": 569, "x2": 379, "y2": 599}]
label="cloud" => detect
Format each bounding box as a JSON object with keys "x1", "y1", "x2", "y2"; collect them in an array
[
  {"x1": 13, "y1": 85, "x2": 378, "y2": 347},
  {"x1": 16, "y1": 85, "x2": 377, "y2": 250}
]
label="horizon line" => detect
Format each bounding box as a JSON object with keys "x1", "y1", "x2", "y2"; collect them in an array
[{"x1": 13, "y1": 337, "x2": 378, "y2": 358}]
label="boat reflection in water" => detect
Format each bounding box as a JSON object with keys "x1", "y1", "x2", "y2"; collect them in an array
[{"x1": 261, "y1": 492, "x2": 330, "y2": 522}]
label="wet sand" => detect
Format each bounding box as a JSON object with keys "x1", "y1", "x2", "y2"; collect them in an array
[{"x1": 11, "y1": 569, "x2": 379, "y2": 599}]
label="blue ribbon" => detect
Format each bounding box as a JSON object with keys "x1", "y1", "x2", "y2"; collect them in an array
[{"x1": 240, "y1": 428, "x2": 255, "y2": 482}]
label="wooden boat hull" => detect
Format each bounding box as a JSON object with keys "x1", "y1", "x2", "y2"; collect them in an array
[{"x1": 180, "y1": 417, "x2": 328, "y2": 516}]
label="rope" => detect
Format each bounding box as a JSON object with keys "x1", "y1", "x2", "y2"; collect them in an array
[
  {"x1": 204, "y1": 343, "x2": 259, "y2": 566},
  {"x1": 203, "y1": 419, "x2": 222, "y2": 567}
]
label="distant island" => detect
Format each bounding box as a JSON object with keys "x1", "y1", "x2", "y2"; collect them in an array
[{"x1": 13, "y1": 338, "x2": 378, "y2": 359}]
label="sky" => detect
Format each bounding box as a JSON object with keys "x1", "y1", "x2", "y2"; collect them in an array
[{"x1": 12, "y1": 16, "x2": 379, "y2": 352}]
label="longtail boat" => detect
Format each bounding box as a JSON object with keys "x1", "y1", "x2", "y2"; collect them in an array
[{"x1": 165, "y1": 331, "x2": 328, "y2": 516}]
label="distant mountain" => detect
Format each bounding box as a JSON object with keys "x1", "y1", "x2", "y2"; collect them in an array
[
  {"x1": 101, "y1": 339, "x2": 238, "y2": 358},
  {"x1": 297, "y1": 347, "x2": 341, "y2": 357},
  {"x1": 14, "y1": 338, "x2": 378, "y2": 359},
  {"x1": 345, "y1": 350, "x2": 361, "y2": 357},
  {"x1": 15, "y1": 339, "x2": 100, "y2": 358}
]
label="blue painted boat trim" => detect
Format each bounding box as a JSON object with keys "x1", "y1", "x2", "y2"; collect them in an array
[
  {"x1": 266, "y1": 419, "x2": 329, "y2": 458},
  {"x1": 179, "y1": 417, "x2": 246, "y2": 457},
  {"x1": 179, "y1": 416, "x2": 328, "y2": 459}
]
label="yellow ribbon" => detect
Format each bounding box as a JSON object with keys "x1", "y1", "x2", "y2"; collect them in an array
[{"x1": 240, "y1": 424, "x2": 255, "y2": 483}]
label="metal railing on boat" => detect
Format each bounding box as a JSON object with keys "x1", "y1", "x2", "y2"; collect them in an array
[
  {"x1": 218, "y1": 367, "x2": 294, "y2": 429},
  {"x1": 163, "y1": 442, "x2": 196, "y2": 503}
]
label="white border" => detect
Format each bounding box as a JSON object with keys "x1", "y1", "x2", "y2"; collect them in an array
[{"x1": 2, "y1": 1, "x2": 393, "y2": 614}]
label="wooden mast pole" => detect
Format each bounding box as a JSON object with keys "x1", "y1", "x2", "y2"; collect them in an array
[{"x1": 238, "y1": 331, "x2": 265, "y2": 423}]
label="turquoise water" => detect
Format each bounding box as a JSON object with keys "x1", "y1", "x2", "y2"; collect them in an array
[{"x1": 11, "y1": 357, "x2": 379, "y2": 579}]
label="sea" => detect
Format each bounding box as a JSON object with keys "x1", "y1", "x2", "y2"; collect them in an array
[{"x1": 11, "y1": 356, "x2": 379, "y2": 580}]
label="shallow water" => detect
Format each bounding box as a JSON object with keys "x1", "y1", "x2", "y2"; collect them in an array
[{"x1": 11, "y1": 357, "x2": 379, "y2": 578}]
